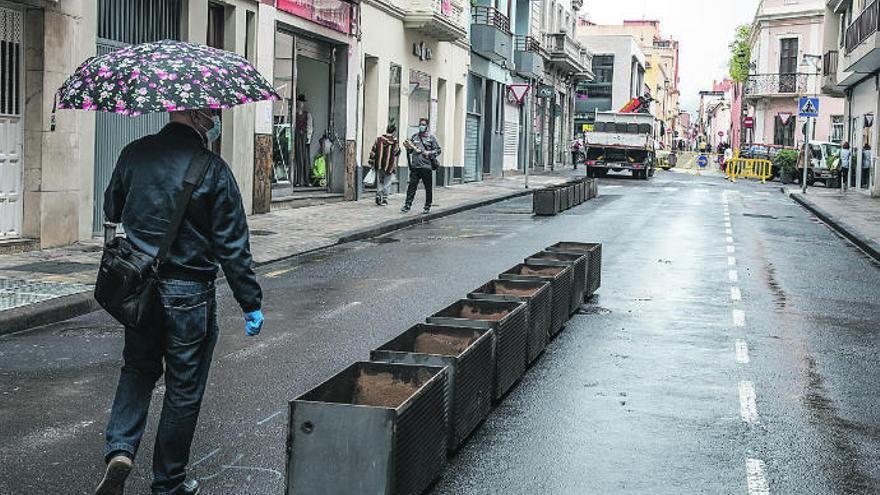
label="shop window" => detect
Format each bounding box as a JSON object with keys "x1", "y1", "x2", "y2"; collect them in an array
[
  {"x1": 773, "y1": 116, "x2": 794, "y2": 147},
  {"x1": 408, "y1": 69, "x2": 431, "y2": 138},
  {"x1": 388, "y1": 63, "x2": 401, "y2": 135},
  {"x1": 467, "y1": 74, "x2": 483, "y2": 114},
  {"x1": 272, "y1": 30, "x2": 295, "y2": 185}
]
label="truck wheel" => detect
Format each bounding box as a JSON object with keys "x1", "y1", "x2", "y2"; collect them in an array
[
  {"x1": 631, "y1": 170, "x2": 640, "y2": 179},
  {"x1": 598, "y1": 169, "x2": 609, "y2": 178}
]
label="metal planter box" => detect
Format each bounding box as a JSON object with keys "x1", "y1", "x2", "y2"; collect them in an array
[
  {"x1": 546, "y1": 242, "x2": 603, "y2": 298},
  {"x1": 426, "y1": 299, "x2": 528, "y2": 400},
  {"x1": 567, "y1": 185, "x2": 576, "y2": 208},
  {"x1": 525, "y1": 250, "x2": 587, "y2": 316},
  {"x1": 468, "y1": 279, "x2": 552, "y2": 365},
  {"x1": 553, "y1": 186, "x2": 569, "y2": 211},
  {"x1": 370, "y1": 324, "x2": 494, "y2": 452},
  {"x1": 499, "y1": 263, "x2": 573, "y2": 338},
  {"x1": 286, "y1": 362, "x2": 447, "y2": 495},
  {"x1": 589, "y1": 179, "x2": 598, "y2": 198},
  {"x1": 533, "y1": 188, "x2": 558, "y2": 216}
]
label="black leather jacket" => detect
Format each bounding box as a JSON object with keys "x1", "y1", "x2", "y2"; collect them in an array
[{"x1": 104, "y1": 123, "x2": 262, "y2": 313}]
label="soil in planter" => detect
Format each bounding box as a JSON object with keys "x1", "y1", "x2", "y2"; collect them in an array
[
  {"x1": 352, "y1": 370, "x2": 421, "y2": 408},
  {"x1": 413, "y1": 332, "x2": 476, "y2": 356},
  {"x1": 460, "y1": 303, "x2": 509, "y2": 321},
  {"x1": 492, "y1": 283, "x2": 539, "y2": 297},
  {"x1": 518, "y1": 265, "x2": 563, "y2": 277}
]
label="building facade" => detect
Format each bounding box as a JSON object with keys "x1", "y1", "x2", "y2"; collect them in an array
[
  {"x1": 744, "y1": 0, "x2": 844, "y2": 152},
  {"x1": 573, "y1": 34, "x2": 646, "y2": 128},
  {"x1": 821, "y1": 0, "x2": 880, "y2": 194}
]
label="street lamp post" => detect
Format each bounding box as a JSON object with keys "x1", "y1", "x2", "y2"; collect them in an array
[{"x1": 800, "y1": 54, "x2": 822, "y2": 194}]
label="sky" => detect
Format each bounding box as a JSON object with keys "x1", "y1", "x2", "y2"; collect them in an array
[{"x1": 582, "y1": 0, "x2": 762, "y2": 113}]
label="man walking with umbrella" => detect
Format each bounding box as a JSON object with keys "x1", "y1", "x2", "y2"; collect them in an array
[{"x1": 52, "y1": 40, "x2": 278, "y2": 495}]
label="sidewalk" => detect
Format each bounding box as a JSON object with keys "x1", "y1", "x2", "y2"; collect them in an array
[
  {"x1": 787, "y1": 186, "x2": 880, "y2": 262},
  {"x1": 0, "y1": 171, "x2": 575, "y2": 333}
]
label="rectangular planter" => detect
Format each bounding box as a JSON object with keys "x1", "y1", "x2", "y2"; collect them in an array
[
  {"x1": 533, "y1": 188, "x2": 558, "y2": 216},
  {"x1": 468, "y1": 279, "x2": 551, "y2": 365},
  {"x1": 546, "y1": 242, "x2": 603, "y2": 298},
  {"x1": 590, "y1": 179, "x2": 598, "y2": 198},
  {"x1": 567, "y1": 185, "x2": 576, "y2": 208},
  {"x1": 426, "y1": 299, "x2": 528, "y2": 400},
  {"x1": 524, "y1": 250, "x2": 588, "y2": 316},
  {"x1": 499, "y1": 263, "x2": 573, "y2": 337},
  {"x1": 286, "y1": 362, "x2": 447, "y2": 495},
  {"x1": 371, "y1": 324, "x2": 494, "y2": 452},
  {"x1": 578, "y1": 180, "x2": 587, "y2": 202}
]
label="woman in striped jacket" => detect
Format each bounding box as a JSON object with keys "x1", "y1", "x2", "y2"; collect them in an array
[{"x1": 368, "y1": 124, "x2": 401, "y2": 206}]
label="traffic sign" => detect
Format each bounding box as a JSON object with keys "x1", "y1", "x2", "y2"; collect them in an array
[
  {"x1": 698, "y1": 155, "x2": 708, "y2": 168},
  {"x1": 799, "y1": 97, "x2": 819, "y2": 118},
  {"x1": 744, "y1": 116, "x2": 754, "y2": 128},
  {"x1": 508, "y1": 84, "x2": 530, "y2": 105}
]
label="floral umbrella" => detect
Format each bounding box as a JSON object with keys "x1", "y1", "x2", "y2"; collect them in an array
[{"x1": 53, "y1": 39, "x2": 278, "y2": 127}]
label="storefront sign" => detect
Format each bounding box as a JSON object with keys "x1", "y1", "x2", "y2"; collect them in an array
[
  {"x1": 536, "y1": 84, "x2": 554, "y2": 98},
  {"x1": 582, "y1": 123, "x2": 594, "y2": 132},
  {"x1": 277, "y1": 0, "x2": 352, "y2": 34}
]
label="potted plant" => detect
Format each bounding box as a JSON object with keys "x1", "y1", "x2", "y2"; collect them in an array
[{"x1": 776, "y1": 149, "x2": 799, "y2": 184}]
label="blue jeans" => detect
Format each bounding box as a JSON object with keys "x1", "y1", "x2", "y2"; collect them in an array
[
  {"x1": 104, "y1": 279, "x2": 219, "y2": 494},
  {"x1": 376, "y1": 170, "x2": 394, "y2": 201}
]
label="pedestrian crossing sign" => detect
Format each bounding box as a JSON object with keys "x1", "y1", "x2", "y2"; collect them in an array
[{"x1": 799, "y1": 97, "x2": 819, "y2": 118}]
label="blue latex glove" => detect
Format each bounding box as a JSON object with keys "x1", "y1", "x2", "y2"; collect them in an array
[{"x1": 244, "y1": 310, "x2": 264, "y2": 336}]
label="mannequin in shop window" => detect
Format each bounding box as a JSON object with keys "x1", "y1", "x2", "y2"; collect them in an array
[{"x1": 294, "y1": 94, "x2": 314, "y2": 187}]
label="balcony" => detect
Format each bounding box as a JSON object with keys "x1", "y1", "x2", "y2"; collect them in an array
[
  {"x1": 471, "y1": 6, "x2": 513, "y2": 63},
  {"x1": 514, "y1": 36, "x2": 544, "y2": 78},
  {"x1": 544, "y1": 33, "x2": 589, "y2": 74},
  {"x1": 844, "y1": 1, "x2": 880, "y2": 72},
  {"x1": 744, "y1": 73, "x2": 809, "y2": 98},
  {"x1": 821, "y1": 50, "x2": 845, "y2": 96},
  {"x1": 404, "y1": 0, "x2": 468, "y2": 42}
]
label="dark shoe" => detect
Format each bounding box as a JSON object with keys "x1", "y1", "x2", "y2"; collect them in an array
[
  {"x1": 95, "y1": 455, "x2": 132, "y2": 495},
  {"x1": 375, "y1": 196, "x2": 382, "y2": 206},
  {"x1": 177, "y1": 479, "x2": 200, "y2": 495},
  {"x1": 381, "y1": 198, "x2": 389, "y2": 206},
  {"x1": 422, "y1": 206, "x2": 431, "y2": 214},
  {"x1": 401, "y1": 206, "x2": 411, "y2": 213}
]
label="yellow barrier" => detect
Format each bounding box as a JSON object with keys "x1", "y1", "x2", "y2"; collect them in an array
[{"x1": 726, "y1": 157, "x2": 773, "y2": 183}]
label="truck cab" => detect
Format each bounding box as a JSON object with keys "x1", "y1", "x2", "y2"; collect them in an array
[
  {"x1": 798, "y1": 141, "x2": 842, "y2": 187},
  {"x1": 584, "y1": 111, "x2": 657, "y2": 180}
]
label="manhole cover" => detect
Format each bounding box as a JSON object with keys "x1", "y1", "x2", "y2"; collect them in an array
[{"x1": 251, "y1": 230, "x2": 277, "y2": 236}]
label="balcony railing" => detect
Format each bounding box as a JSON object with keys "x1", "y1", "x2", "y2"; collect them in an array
[
  {"x1": 744, "y1": 73, "x2": 809, "y2": 96},
  {"x1": 845, "y1": 0, "x2": 879, "y2": 54},
  {"x1": 471, "y1": 6, "x2": 510, "y2": 35},
  {"x1": 823, "y1": 50, "x2": 839, "y2": 76},
  {"x1": 514, "y1": 35, "x2": 541, "y2": 52},
  {"x1": 546, "y1": 33, "x2": 582, "y2": 61},
  {"x1": 404, "y1": 0, "x2": 467, "y2": 42}
]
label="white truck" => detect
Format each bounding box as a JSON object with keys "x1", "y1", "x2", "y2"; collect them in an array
[{"x1": 584, "y1": 111, "x2": 658, "y2": 180}]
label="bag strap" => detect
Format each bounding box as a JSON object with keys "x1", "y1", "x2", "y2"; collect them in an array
[{"x1": 156, "y1": 149, "x2": 212, "y2": 262}]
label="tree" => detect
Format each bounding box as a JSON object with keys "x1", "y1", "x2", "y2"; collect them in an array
[{"x1": 729, "y1": 24, "x2": 752, "y2": 82}]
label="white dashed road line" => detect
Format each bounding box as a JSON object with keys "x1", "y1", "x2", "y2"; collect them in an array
[
  {"x1": 733, "y1": 309, "x2": 746, "y2": 326},
  {"x1": 731, "y1": 287, "x2": 742, "y2": 301},
  {"x1": 727, "y1": 246, "x2": 736, "y2": 253},
  {"x1": 729, "y1": 270, "x2": 739, "y2": 282},
  {"x1": 739, "y1": 381, "x2": 759, "y2": 423},
  {"x1": 728, "y1": 256, "x2": 737, "y2": 266},
  {"x1": 726, "y1": 236, "x2": 735, "y2": 244},
  {"x1": 746, "y1": 458, "x2": 770, "y2": 494},
  {"x1": 735, "y1": 340, "x2": 750, "y2": 364}
]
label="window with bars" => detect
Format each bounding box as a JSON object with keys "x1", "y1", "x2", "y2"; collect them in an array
[
  {"x1": 0, "y1": 7, "x2": 22, "y2": 117},
  {"x1": 97, "y1": 0, "x2": 182, "y2": 44}
]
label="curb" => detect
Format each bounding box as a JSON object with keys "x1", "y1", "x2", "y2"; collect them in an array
[
  {"x1": 338, "y1": 188, "x2": 535, "y2": 243},
  {"x1": 790, "y1": 192, "x2": 880, "y2": 263},
  {"x1": 0, "y1": 292, "x2": 101, "y2": 336},
  {"x1": 1, "y1": 187, "x2": 542, "y2": 336}
]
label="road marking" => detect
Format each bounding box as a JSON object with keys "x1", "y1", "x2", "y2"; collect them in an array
[
  {"x1": 729, "y1": 270, "x2": 739, "y2": 282},
  {"x1": 192, "y1": 448, "x2": 222, "y2": 467},
  {"x1": 726, "y1": 236, "x2": 735, "y2": 243},
  {"x1": 726, "y1": 228, "x2": 733, "y2": 235},
  {"x1": 727, "y1": 245, "x2": 736, "y2": 253},
  {"x1": 731, "y1": 287, "x2": 742, "y2": 301},
  {"x1": 265, "y1": 266, "x2": 298, "y2": 278},
  {"x1": 733, "y1": 309, "x2": 746, "y2": 326},
  {"x1": 320, "y1": 301, "x2": 363, "y2": 319},
  {"x1": 746, "y1": 458, "x2": 770, "y2": 494},
  {"x1": 256, "y1": 410, "x2": 284, "y2": 426},
  {"x1": 728, "y1": 256, "x2": 737, "y2": 266},
  {"x1": 739, "y1": 381, "x2": 759, "y2": 423},
  {"x1": 736, "y1": 340, "x2": 750, "y2": 364},
  {"x1": 725, "y1": 222, "x2": 732, "y2": 228}
]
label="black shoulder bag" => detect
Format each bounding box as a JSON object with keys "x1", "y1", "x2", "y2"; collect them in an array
[{"x1": 94, "y1": 150, "x2": 212, "y2": 331}]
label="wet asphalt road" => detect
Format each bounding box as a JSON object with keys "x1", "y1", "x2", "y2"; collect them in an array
[{"x1": 1, "y1": 170, "x2": 879, "y2": 494}]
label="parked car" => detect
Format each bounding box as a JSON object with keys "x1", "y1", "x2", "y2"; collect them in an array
[{"x1": 796, "y1": 141, "x2": 842, "y2": 187}]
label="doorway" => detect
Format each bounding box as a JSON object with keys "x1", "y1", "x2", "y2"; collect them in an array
[{"x1": 0, "y1": 5, "x2": 23, "y2": 239}]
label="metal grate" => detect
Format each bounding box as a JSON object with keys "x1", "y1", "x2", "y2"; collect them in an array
[
  {"x1": 0, "y1": 278, "x2": 91, "y2": 312},
  {"x1": 0, "y1": 6, "x2": 22, "y2": 117},
  {"x1": 97, "y1": 0, "x2": 182, "y2": 45}
]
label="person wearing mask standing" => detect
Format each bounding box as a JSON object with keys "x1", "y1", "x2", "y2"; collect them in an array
[
  {"x1": 839, "y1": 141, "x2": 852, "y2": 192},
  {"x1": 293, "y1": 94, "x2": 313, "y2": 187},
  {"x1": 402, "y1": 117, "x2": 441, "y2": 214},
  {"x1": 95, "y1": 109, "x2": 264, "y2": 495},
  {"x1": 368, "y1": 124, "x2": 401, "y2": 206},
  {"x1": 862, "y1": 144, "x2": 873, "y2": 189}
]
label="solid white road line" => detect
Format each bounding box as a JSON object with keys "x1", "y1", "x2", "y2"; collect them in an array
[
  {"x1": 728, "y1": 256, "x2": 737, "y2": 266},
  {"x1": 733, "y1": 309, "x2": 746, "y2": 326},
  {"x1": 739, "y1": 381, "x2": 759, "y2": 423},
  {"x1": 746, "y1": 458, "x2": 770, "y2": 494},
  {"x1": 727, "y1": 246, "x2": 736, "y2": 253},
  {"x1": 735, "y1": 340, "x2": 750, "y2": 364},
  {"x1": 729, "y1": 270, "x2": 739, "y2": 282},
  {"x1": 731, "y1": 287, "x2": 742, "y2": 301}
]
